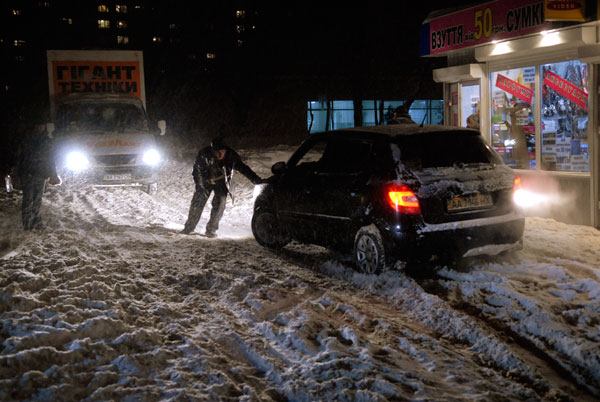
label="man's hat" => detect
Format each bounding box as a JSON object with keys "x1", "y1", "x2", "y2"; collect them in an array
[{"x1": 211, "y1": 136, "x2": 227, "y2": 150}]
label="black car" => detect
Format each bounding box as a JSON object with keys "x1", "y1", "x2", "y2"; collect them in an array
[{"x1": 252, "y1": 124, "x2": 525, "y2": 274}]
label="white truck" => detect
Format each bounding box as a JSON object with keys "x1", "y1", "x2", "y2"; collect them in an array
[{"x1": 46, "y1": 50, "x2": 165, "y2": 194}]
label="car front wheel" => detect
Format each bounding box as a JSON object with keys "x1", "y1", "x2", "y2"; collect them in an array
[
  {"x1": 251, "y1": 208, "x2": 290, "y2": 249},
  {"x1": 354, "y1": 225, "x2": 386, "y2": 275}
]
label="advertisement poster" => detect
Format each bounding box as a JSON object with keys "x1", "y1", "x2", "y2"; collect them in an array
[
  {"x1": 52, "y1": 61, "x2": 142, "y2": 100},
  {"x1": 543, "y1": 70, "x2": 588, "y2": 109},
  {"x1": 495, "y1": 74, "x2": 533, "y2": 104}
]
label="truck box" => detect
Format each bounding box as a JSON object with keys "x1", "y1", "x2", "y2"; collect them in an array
[{"x1": 46, "y1": 50, "x2": 165, "y2": 194}]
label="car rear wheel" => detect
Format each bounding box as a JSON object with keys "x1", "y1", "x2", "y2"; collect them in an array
[
  {"x1": 354, "y1": 225, "x2": 386, "y2": 275},
  {"x1": 251, "y1": 209, "x2": 290, "y2": 249}
]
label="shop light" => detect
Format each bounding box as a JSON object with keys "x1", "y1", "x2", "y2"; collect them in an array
[
  {"x1": 491, "y1": 41, "x2": 511, "y2": 55},
  {"x1": 540, "y1": 31, "x2": 560, "y2": 47}
]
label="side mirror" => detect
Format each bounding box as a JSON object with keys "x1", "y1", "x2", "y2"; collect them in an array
[
  {"x1": 157, "y1": 120, "x2": 166, "y2": 136},
  {"x1": 46, "y1": 122, "x2": 55, "y2": 137},
  {"x1": 271, "y1": 161, "x2": 286, "y2": 175}
]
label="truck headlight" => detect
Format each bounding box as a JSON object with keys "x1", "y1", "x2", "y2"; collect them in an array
[
  {"x1": 65, "y1": 151, "x2": 89, "y2": 172},
  {"x1": 143, "y1": 149, "x2": 161, "y2": 166}
]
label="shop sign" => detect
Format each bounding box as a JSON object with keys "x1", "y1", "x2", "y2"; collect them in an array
[
  {"x1": 543, "y1": 70, "x2": 588, "y2": 109},
  {"x1": 495, "y1": 74, "x2": 533, "y2": 104},
  {"x1": 421, "y1": 0, "x2": 550, "y2": 56},
  {"x1": 545, "y1": 0, "x2": 585, "y2": 21}
]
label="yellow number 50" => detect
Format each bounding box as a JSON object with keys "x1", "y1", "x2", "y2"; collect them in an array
[{"x1": 474, "y1": 8, "x2": 492, "y2": 40}]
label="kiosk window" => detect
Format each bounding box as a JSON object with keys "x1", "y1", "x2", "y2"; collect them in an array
[
  {"x1": 490, "y1": 67, "x2": 536, "y2": 170},
  {"x1": 540, "y1": 60, "x2": 589, "y2": 172}
]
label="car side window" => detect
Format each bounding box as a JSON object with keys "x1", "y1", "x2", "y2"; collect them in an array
[
  {"x1": 317, "y1": 139, "x2": 372, "y2": 174},
  {"x1": 295, "y1": 140, "x2": 327, "y2": 166},
  {"x1": 287, "y1": 139, "x2": 328, "y2": 177}
]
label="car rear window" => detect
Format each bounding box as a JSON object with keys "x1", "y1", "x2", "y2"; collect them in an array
[{"x1": 396, "y1": 130, "x2": 503, "y2": 168}]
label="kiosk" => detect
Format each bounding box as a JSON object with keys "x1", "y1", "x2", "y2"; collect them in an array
[{"x1": 421, "y1": 0, "x2": 600, "y2": 227}]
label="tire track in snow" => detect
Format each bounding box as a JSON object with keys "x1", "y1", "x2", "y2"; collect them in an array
[
  {"x1": 413, "y1": 258, "x2": 599, "y2": 401},
  {"x1": 204, "y1": 241, "x2": 578, "y2": 400}
]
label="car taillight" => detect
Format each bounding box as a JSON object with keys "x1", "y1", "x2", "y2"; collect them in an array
[
  {"x1": 387, "y1": 184, "x2": 421, "y2": 214},
  {"x1": 513, "y1": 175, "x2": 522, "y2": 191}
]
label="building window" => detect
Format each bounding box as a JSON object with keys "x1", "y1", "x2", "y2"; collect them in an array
[
  {"x1": 15, "y1": 55, "x2": 24, "y2": 62},
  {"x1": 169, "y1": 23, "x2": 177, "y2": 30},
  {"x1": 12, "y1": 9, "x2": 22, "y2": 15},
  {"x1": 152, "y1": 36, "x2": 161, "y2": 43},
  {"x1": 13, "y1": 40, "x2": 26, "y2": 47},
  {"x1": 236, "y1": 25, "x2": 245, "y2": 33},
  {"x1": 490, "y1": 67, "x2": 536, "y2": 170},
  {"x1": 236, "y1": 10, "x2": 246, "y2": 18},
  {"x1": 117, "y1": 20, "x2": 128, "y2": 29},
  {"x1": 117, "y1": 35, "x2": 129, "y2": 44},
  {"x1": 307, "y1": 100, "x2": 443, "y2": 133},
  {"x1": 61, "y1": 17, "x2": 73, "y2": 24},
  {"x1": 98, "y1": 4, "x2": 109, "y2": 12},
  {"x1": 38, "y1": 1, "x2": 50, "y2": 7},
  {"x1": 206, "y1": 53, "x2": 216, "y2": 59},
  {"x1": 116, "y1": 4, "x2": 127, "y2": 13},
  {"x1": 98, "y1": 19, "x2": 110, "y2": 28},
  {"x1": 540, "y1": 60, "x2": 589, "y2": 172}
]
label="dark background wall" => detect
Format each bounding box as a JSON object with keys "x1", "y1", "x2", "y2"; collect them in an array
[{"x1": 0, "y1": 0, "x2": 470, "y2": 160}]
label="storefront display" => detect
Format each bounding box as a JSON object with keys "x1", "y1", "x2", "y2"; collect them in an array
[
  {"x1": 421, "y1": 0, "x2": 599, "y2": 227},
  {"x1": 540, "y1": 60, "x2": 589, "y2": 172},
  {"x1": 490, "y1": 67, "x2": 536, "y2": 169}
]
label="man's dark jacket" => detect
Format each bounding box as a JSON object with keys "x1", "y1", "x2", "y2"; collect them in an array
[
  {"x1": 192, "y1": 145, "x2": 261, "y2": 192},
  {"x1": 15, "y1": 130, "x2": 57, "y2": 180}
]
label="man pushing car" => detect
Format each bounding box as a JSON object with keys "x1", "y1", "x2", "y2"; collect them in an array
[{"x1": 181, "y1": 135, "x2": 264, "y2": 237}]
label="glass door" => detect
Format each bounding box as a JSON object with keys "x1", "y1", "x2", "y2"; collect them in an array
[
  {"x1": 460, "y1": 81, "x2": 481, "y2": 129},
  {"x1": 446, "y1": 83, "x2": 459, "y2": 126}
]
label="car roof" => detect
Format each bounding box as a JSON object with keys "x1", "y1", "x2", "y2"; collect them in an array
[{"x1": 316, "y1": 124, "x2": 480, "y2": 140}]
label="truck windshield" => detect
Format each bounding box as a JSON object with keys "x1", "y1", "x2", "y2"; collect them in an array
[{"x1": 56, "y1": 103, "x2": 149, "y2": 133}]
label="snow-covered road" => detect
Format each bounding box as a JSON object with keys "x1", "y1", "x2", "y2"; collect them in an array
[{"x1": 1, "y1": 146, "x2": 599, "y2": 401}]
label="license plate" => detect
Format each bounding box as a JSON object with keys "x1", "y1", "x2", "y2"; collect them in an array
[
  {"x1": 104, "y1": 173, "x2": 132, "y2": 181},
  {"x1": 447, "y1": 193, "x2": 493, "y2": 211}
]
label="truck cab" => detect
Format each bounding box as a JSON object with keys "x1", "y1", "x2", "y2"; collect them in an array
[
  {"x1": 51, "y1": 93, "x2": 165, "y2": 194},
  {"x1": 45, "y1": 49, "x2": 165, "y2": 194}
]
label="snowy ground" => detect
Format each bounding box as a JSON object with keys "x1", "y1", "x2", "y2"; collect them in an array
[{"x1": 1, "y1": 145, "x2": 599, "y2": 401}]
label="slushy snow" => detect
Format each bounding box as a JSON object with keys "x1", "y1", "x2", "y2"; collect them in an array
[{"x1": 1, "y1": 145, "x2": 599, "y2": 401}]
